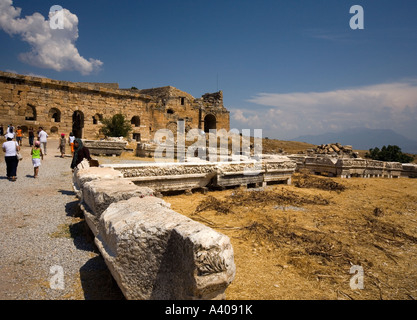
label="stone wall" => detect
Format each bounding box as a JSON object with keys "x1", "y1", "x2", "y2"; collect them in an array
[{"x1": 0, "y1": 71, "x2": 230, "y2": 141}]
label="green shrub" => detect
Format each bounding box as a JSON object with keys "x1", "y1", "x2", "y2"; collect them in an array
[
  {"x1": 365, "y1": 145, "x2": 414, "y2": 163},
  {"x1": 100, "y1": 114, "x2": 132, "y2": 138}
]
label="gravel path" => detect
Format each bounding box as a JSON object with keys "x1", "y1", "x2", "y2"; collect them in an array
[{"x1": 0, "y1": 138, "x2": 124, "y2": 300}]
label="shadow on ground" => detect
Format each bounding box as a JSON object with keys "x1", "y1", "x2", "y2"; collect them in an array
[
  {"x1": 80, "y1": 256, "x2": 125, "y2": 300},
  {"x1": 64, "y1": 196, "x2": 125, "y2": 300}
]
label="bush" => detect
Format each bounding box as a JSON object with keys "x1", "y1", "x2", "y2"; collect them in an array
[
  {"x1": 100, "y1": 114, "x2": 132, "y2": 138},
  {"x1": 365, "y1": 145, "x2": 414, "y2": 163}
]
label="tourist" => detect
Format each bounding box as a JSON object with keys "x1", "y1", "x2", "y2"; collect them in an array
[
  {"x1": 58, "y1": 133, "x2": 66, "y2": 158},
  {"x1": 0, "y1": 124, "x2": 3, "y2": 136},
  {"x1": 69, "y1": 132, "x2": 75, "y2": 154},
  {"x1": 31, "y1": 141, "x2": 43, "y2": 178},
  {"x1": 16, "y1": 126, "x2": 23, "y2": 146},
  {"x1": 28, "y1": 127, "x2": 35, "y2": 146},
  {"x1": 2, "y1": 135, "x2": 20, "y2": 181},
  {"x1": 70, "y1": 138, "x2": 92, "y2": 170},
  {"x1": 6, "y1": 124, "x2": 14, "y2": 138},
  {"x1": 38, "y1": 127, "x2": 48, "y2": 155}
]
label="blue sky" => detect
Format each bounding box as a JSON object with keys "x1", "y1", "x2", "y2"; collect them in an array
[{"x1": 1, "y1": 0, "x2": 417, "y2": 141}]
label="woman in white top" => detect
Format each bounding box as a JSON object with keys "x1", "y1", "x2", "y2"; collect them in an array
[{"x1": 2, "y1": 135, "x2": 20, "y2": 181}]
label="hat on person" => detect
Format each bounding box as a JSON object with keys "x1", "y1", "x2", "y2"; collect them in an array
[
  {"x1": 35, "y1": 141, "x2": 41, "y2": 147},
  {"x1": 61, "y1": 133, "x2": 65, "y2": 137}
]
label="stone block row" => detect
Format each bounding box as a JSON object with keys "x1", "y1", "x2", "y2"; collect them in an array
[{"x1": 72, "y1": 160, "x2": 236, "y2": 300}]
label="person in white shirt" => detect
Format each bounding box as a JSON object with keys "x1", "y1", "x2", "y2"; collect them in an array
[
  {"x1": 6, "y1": 123, "x2": 14, "y2": 139},
  {"x1": 38, "y1": 127, "x2": 49, "y2": 155},
  {"x1": 2, "y1": 136, "x2": 20, "y2": 181}
]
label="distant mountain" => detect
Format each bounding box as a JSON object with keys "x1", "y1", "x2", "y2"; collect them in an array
[{"x1": 293, "y1": 128, "x2": 417, "y2": 154}]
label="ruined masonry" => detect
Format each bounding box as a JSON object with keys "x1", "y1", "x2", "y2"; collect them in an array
[
  {"x1": 72, "y1": 160, "x2": 237, "y2": 300},
  {"x1": 0, "y1": 70, "x2": 229, "y2": 141},
  {"x1": 72, "y1": 155, "x2": 296, "y2": 300}
]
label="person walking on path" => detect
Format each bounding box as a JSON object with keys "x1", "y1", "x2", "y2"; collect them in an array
[
  {"x1": 2, "y1": 135, "x2": 20, "y2": 181},
  {"x1": 28, "y1": 127, "x2": 35, "y2": 147},
  {"x1": 69, "y1": 132, "x2": 75, "y2": 154},
  {"x1": 70, "y1": 138, "x2": 91, "y2": 170},
  {"x1": 38, "y1": 127, "x2": 48, "y2": 155},
  {"x1": 16, "y1": 126, "x2": 23, "y2": 146},
  {"x1": 31, "y1": 141, "x2": 44, "y2": 178},
  {"x1": 58, "y1": 133, "x2": 66, "y2": 158},
  {"x1": 6, "y1": 124, "x2": 14, "y2": 139}
]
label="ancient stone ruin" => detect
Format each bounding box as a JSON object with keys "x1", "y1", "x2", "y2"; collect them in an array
[
  {"x1": 73, "y1": 160, "x2": 238, "y2": 300},
  {"x1": 305, "y1": 143, "x2": 358, "y2": 158},
  {"x1": 71, "y1": 153, "x2": 297, "y2": 300},
  {"x1": 0, "y1": 70, "x2": 229, "y2": 141},
  {"x1": 290, "y1": 142, "x2": 416, "y2": 179}
]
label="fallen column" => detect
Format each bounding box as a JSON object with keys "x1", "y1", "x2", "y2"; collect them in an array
[
  {"x1": 72, "y1": 161, "x2": 236, "y2": 300},
  {"x1": 81, "y1": 178, "x2": 154, "y2": 235},
  {"x1": 95, "y1": 196, "x2": 236, "y2": 300}
]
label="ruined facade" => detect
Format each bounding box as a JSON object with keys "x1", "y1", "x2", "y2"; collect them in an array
[{"x1": 0, "y1": 71, "x2": 230, "y2": 141}]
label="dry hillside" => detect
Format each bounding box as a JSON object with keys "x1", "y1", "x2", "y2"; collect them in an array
[{"x1": 166, "y1": 173, "x2": 417, "y2": 300}]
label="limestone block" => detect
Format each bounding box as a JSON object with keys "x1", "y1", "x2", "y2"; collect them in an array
[
  {"x1": 95, "y1": 196, "x2": 236, "y2": 300},
  {"x1": 81, "y1": 179, "x2": 154, "y2": 235},
  {"x1": 72, "y1": 165, "x2": 124, "y2": 196}
]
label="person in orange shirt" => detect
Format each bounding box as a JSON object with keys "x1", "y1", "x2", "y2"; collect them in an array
[
  {"x1": 16, "y1": 126, "x2": 23, "y2": 146},
  {"x1": 69, "y1": 132, "x2": 75, "y2": 154}
]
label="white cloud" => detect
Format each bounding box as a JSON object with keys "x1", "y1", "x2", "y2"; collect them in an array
[
  {"x1": 231, "y1": 81, "x2": 417, "y2": 140},
  {"x1": 0, "y1": 0, "x2": 103, "y2": 75}
]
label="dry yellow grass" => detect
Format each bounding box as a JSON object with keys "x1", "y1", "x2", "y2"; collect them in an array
[{"x1": 166, "y1": 174, "x2": 417, "y2": 300}]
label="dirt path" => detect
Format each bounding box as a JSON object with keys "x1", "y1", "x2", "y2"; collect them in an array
[{"x1": 0, "y1": 138, "x2": 123, "y2": 300}]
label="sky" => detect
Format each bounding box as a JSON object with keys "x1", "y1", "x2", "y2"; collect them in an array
[{"x1": 1, "y1": 0, "x2": 417, "y2": 142}]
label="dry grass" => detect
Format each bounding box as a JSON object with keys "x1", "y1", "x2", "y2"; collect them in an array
[{"x1": 166, "y1": 174, "x2": 417, "y2": 300}]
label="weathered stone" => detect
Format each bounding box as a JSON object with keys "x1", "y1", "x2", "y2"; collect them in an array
[
  {"x1": 81, "y1": 179, "x2": 154, "y2": 235},
  {"x1": 83, "y1": 140, "x2": 128, "y2": 156},
  {"x1": 95, "y1": 196, "x2": 236, "y2": 300},
  {"x1": 402, "y1": 163, "x2": 417, "y2": 178},
  {"x1": 102, "y1": 157, "x2": 296, "y2": 192},
  {"x1": 292, "y1": 155, "x2": 410, "y2": 178},
  {"x1": 72, "y1": 164, "x2": 124, "y2": 196}
]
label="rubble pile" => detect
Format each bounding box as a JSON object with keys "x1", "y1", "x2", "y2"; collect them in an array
[{"x1": 307, "y1": 143, "x2": 358, "y2": 158}]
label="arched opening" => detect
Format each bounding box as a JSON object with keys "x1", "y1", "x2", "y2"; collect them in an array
[
  {"x1": 25, "y1": 104, "x2": 37, "y2": 121},
  {"x1": 93, "y1": 113, "x2": 103, "y2": 125},
  {"x1": 166, "y1": 122, "x2": 177, "y2": 137},
  {"x1": 131, "y1": 116, "x2": 140, "y2": 127},
  {"x1": 204, "y1": 114, "x2": 216, "y2": 133},
  {"x1": 72, "y1": 111, "x2": 84, "y2": 139},
  {"x1": 48, "y1": 108, "x2": 61, "y2": 123}
]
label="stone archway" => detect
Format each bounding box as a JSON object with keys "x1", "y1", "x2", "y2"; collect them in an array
[
  {"x1": 72, "y1": 110, "x2": 84, "y2": 138},
  {"x1": 19, "y1": 104, "x2": 37, "y2": 121},
  {"x1": 48, "y1": 108, "x2": 61, "y2": 123},
  {"x1": 131, "y1": 116, "x2": 140, "y2": 127},
  {"x1": 166, "y1": 121, "x2": 177, "y2": 136},
  {"x1": 204, "y1": 114, "x2": 216, "y2": 133}
]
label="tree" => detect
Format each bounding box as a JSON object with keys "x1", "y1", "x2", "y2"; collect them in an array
[
  {"x1": 100, "y1": 113, "x2": 132, "y2": 138},
  {"x1": 365, "y1": 145, "x2": 414, "y2": 163}
]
